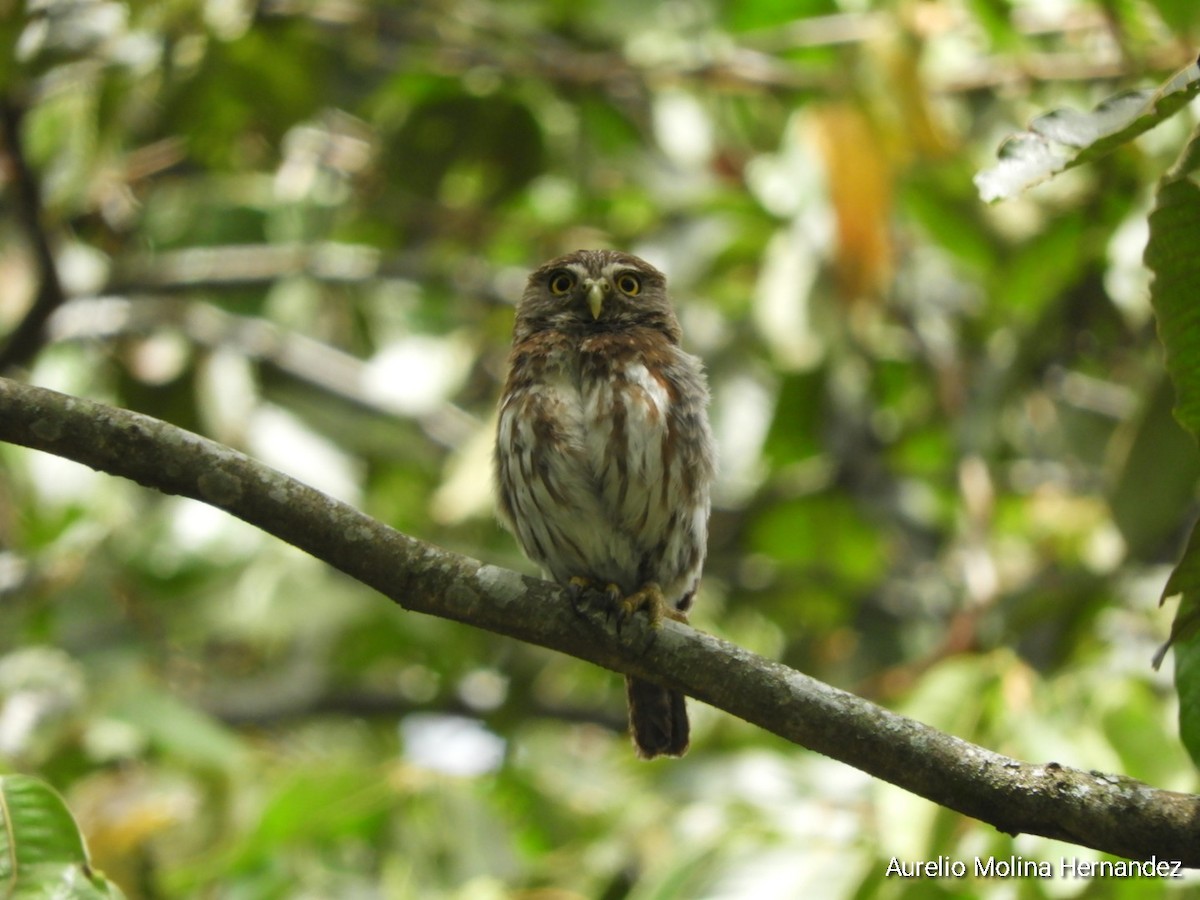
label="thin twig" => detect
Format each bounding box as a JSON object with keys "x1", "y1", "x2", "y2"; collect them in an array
[{"x1": 0, "y1": 98, "x2": 69, "y2": 372}]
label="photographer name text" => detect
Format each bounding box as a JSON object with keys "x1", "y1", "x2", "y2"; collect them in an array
[{"x1": 885, "y1": 855, "x2": 1183, "y2": 879}]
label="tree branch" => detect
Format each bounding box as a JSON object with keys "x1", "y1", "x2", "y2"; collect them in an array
[{"x1": 1, "y1": 375, "x2": 1198, "y2": 864}]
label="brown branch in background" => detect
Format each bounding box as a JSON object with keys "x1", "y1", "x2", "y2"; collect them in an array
[
  {"x1": 205, "y1": 684, "x2": 627, "y2": 733},
  {"x1": 103, "y1": 242, "x2": 515, "y2": 306},
  {"x1": 2, "y1": 375, "x2": 1200, "y2": 865},
  {"x1": 0, "y1": 98, "x2": 69, "y2": 372},
  {"x1": 47, "y1": 295, "x2": 480, "y2": 450},
  {"x1": 107, "y1": 243, "x2": 389, "y2": 293}
]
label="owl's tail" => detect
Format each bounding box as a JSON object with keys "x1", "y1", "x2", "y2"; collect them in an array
[{"x1": 625, "y1": 676, "x2": 689, "y2": 758}]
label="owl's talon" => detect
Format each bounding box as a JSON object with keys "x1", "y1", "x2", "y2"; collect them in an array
[
  {"x1": 566, "y1": 579, "x2": 672, "y2": 654},
  {"x1": 566, "y1": 576, "x2": 600, "y2": 623},
  {"x1": 618, "y1": 583, "x2": 685, "y2": 627},
  {"x1": 612, "y1": 583, "x2": 688, "y2": 655},
  {"x1": 567, "y1": 577, "x2": 626, "y2": 632},
  {"x1": 567, "y1": 576, "x2": 592, "y2": 605}
]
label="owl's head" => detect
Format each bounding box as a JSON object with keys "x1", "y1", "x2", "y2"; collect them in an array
[{"x1": 513, "y1": 249, "x2": 682, "y2": 344}]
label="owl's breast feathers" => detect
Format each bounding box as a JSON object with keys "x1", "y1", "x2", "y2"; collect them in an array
[{"x1": 496, "y1": 327, "x2": 714, "y2": 599}]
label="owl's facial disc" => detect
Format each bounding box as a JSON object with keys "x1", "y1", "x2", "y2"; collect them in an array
[{"x1": 541, "y1": 257, "x2": 650, "y2": 324}]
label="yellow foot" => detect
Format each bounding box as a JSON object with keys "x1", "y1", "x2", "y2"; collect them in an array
[
  {"x1": 619, "y1": 582, "x2": 687, "y2": 629},
  {"x1": 567, "y1": 578, "x2": 686, "y2": 653},
  {"x1": 611, "y1": 583, "x2": 689, "y2": 657}
]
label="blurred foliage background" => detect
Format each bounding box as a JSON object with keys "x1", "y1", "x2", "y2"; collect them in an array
[{"x1": 2, "y1": 0, "x2": 1200, "y2": 896}]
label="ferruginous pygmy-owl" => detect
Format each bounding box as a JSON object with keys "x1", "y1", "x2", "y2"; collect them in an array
[{"x1": 494, "y1": 249, "x2": 716, "y2": 758}]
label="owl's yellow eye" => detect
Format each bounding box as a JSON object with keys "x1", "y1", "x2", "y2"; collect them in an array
[
  {"x1": 616, "y1": 272, "x2": 641, "y2": 296},
  {"x1": 549, "y1": 271, "x2": 575, "y2": 295}
]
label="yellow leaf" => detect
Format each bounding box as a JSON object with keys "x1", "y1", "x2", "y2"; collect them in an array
[{"x1": 808, "y1": 105, "x2": 894, "y2": 304}]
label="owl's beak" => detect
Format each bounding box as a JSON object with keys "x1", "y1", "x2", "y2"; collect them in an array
[{"x1": 585, "y1": 280, "x2": 606, "y2": 319}]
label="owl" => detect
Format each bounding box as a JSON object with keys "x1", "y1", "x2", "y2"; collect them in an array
[{"x1": 494, "y1": 249, "x2": 716, "y2": 758}]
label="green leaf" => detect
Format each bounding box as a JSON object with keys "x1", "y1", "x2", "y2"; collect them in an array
[
  {"x1": 384, "y1": 94, "x2": 545, "y2": 207},
  {"x1": 0, "y1": 774, "x2": 126, "y2": 898},
  {"x1": 108, "y1": 683, "x2": 247, "y2": 774},
  {"x1": 1145, "y1": 0, "x2": 1200, "y2": 35},
  {"x1": 1146, "y1": 123, "x2": 1200, "y2": 768},
  {"x1": 975, "y1": 57, "x2": 1200, "y2": 201},
  {"x1": 1155, "y1": 520, "x2": 1200, "y2": 669},
  {"x1": 1173, "y1": 631, "x2": 1200, "y2": 768},
  {"x1": 1108, "y1": 376, "x2": 1200, "y2": 559},
  {"x1": 1146, "y1": 127, "x2": 1200, "y2": 444}
]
